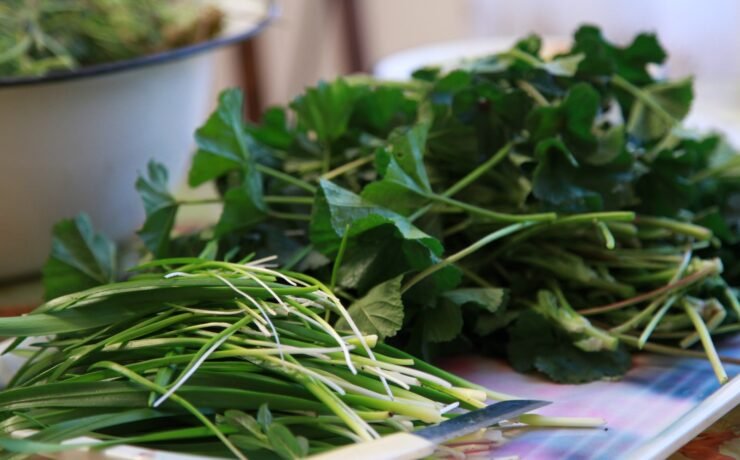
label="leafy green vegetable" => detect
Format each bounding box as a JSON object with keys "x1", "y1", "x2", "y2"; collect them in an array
[
  {"x1": 310, "y1": 179, "x2": 442, "y2": 256},
  {"x1": 507, "y1": 310, "x2": 631, "y2": 383},
  {"x1": 336, "y1": 275, "x2": 405, "y2": 339},
  {"x1": 6, "y1": 262, "x2": 554, "y2": 459},
  {"x1": 136, "y1": 161, "x2": 179, "y2": 258},
  {"x1": 42, "y1": 214, "x2": 117, "y2": 300},
  {"x1": 47, "y1": 26, "x2": 740, "y2": 385}
]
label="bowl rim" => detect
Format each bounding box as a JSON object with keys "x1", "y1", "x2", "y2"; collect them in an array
[{"x1": 0, "y1": 0, "x2": 276, "y2": 89}]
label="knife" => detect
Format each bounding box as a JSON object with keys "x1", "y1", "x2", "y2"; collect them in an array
[{"x1": 308, "y1": 399, "x2": 550, "y2": 460}]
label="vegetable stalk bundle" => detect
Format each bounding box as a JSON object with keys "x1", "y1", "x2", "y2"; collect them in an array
[{"x1": 1, "y1": 259, "x2": 581, "y2": 459}]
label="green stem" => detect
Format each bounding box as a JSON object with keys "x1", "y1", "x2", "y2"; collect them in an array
[
  {"x1": 343, "y1": 74, "x2": 430, "y2": 92},
  {"x1": 256, "y1": 164, "x2": 317, "y2": 194},
  {"x1": 322, "y1": 155, "x2": 374, "y2": 181},
  {"x1": 179, "y1": 195, "x2": 313, "y2": 208},
  {"x1": 682, "y1": 300, "x2": 729, "y2": 384},
  {"x1": 579, "y1": 261, "x2": 721, "y2": 315},
  {"x1": 636, "y1": 216, "x2": 713, "y2": 241},
  {"x1": 596, "y1": 221, "x2": 616, "y2": 250},
  {"x1": 409, "y1": 143, "x2": 515, "y2": 222},
  {"x1": 612, "y1": 75, "x2": 678, "y2": 126},
  {"x1": 401, "y1": 222, "x2": 535, "y2": 293},
  {"x1": 330, "y1": 226, "x2": 350, "y2": 291},
  {"x1": 444, "y1": 143, "x2": 514, "y2": 197},
  {"x1": 428, "y1": 193, "x2": 556, "y2": 223},
  {"x1": 301, "y1": 378, "x2": 377, "y2": 441},
  {"x1": 517, "y1": 80, "x2": 550, "y2": 106},
  {"x1": 518, "y1": 414, "x2": 604, "y2": 428},
  {"x1": 267, "y1": 210, "x2": 312, "y2": 221},
  {"x1": 374, "y1": 344, "x2": 519, "y2": 401},
  {"x1": 498, "y1": 47, "x2": 542, "y2": 67},
  {"x1": 178, "y1": 198, "x2": 221, "y2": 205},
  {"x1": 264, "y1": 195, "x2": 315, "y2": 205},
  {"x1": 493, "y1": 211, "x2": 635, "y2": 257},
  {"x1": 612, "y1": 248, "x2": 691, "y2": 335},
  {"x1": 322, "y1": 143, "x2": 333, "y2": 174},
  {"x1": 92, "y1": 362, "x2": 247, "y2": 460},
  {"x1": 616, "y1": 333, "x2": 740, "y2": 365}
]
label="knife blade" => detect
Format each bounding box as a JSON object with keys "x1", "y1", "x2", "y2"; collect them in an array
[{"x1": 308, "y1": 399, "x2": 550, "y2": 460}]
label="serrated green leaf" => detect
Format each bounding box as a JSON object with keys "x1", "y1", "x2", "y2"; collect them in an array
[
  {"x1": 506, "y1": 310, "x2": 630, "y2": 383},
  {"x1": 42, "y1": 214, "x2": 117, "y2": 300},
  {"x1": 214, "y1": 168, "x2": 267, "y2": 237},
  {"x1": 310, "y1": 179, "x2": 442, "y2": 256},
  {"x1": 627, "y1": 78, "x2": 693, "y2": 142},
  {"x1": 441, "y1": 288, "x2": 508, "y2": 313},
  {"x1": 362, "y1": 124, "x2": 432, "y2": 215},
  {"x1": 136, "y1": 161, "x2": 178, "y2": 257},
  {"x1": 189, "y1": 89, "x2": 250, "y2": 187},
  {"x1": 420, "y1": 299, "x2": 463, "y2": 343},
  {"x1": 351, "y1": 86, "x2": 417, "y2": 136},
  {"x1": 336, "y1": 275, "x2": 404, "y2": 339},
  {"x1": 291, "y1": 79, "x2": 359, "y2": 144}
]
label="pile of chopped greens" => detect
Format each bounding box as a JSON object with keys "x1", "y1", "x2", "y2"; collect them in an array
[
  {"x1": 46, "y1": 26, "x2": 740, "y2": 385},
  {"x1": 2, "y1": 255, "x2": 598, "y2": 459},
  {"x1": 0, "y1": 0, "x2": 223, "y2": 77}
]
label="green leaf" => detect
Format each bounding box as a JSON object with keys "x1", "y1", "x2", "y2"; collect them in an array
[
  {"x1": 570, "y1": 25, "x2": 665, "y2": 84},
  {"x1": 42, "y1": 214, "x2": 117, "y2": 300},
  {"x1": 335, "y1": 275, "x2": 404, "y2": 340},
  {"x1": 532, "y1": 290, "x2": 617, "y2": 351},
  {"x1": 246, "y1": 107, "x2": 293, "y2": 150},
  {"x1": 542, "y1": 54, "x2": 584, "y2": 77},
  {"x1": 441, "y1": 288, "x2": 508, "y2": 313},
  {"x1": 229, "y1": 435, "x2": 268, "y2": 452},
  {"x1": 362, "y1": 124, "x2": 432, "y2": 214},
  {"x1": 256, "y1": 404, "x2": 272, "y2": 431},
  {"x1": 214, "y1": 168, "x2": 268, "y2": 237},
  {"x1": 310, "y1": 179, "x2": 442, "y2": 256},
  {"x1": 0, "y1": 304, "x2": 161, "y2": 337},
  {"x1": 351, "y1": 86, "x2": 417, "y2": 136},
  {"x1": 474, "y1": 311, "x2": 518, "y2": 336},
  {"x1": 532, "y1": 135, "x2": 637, "y2": 212},
  {"x1": 291, "y1": 78, "x2": 359, "y2": 144},
  {"x1": 136, "y1": 161, "x2": 179, "y2": 257},
  {"x1": 513, "y1": 34, "x2": 542, "y2": 56},
  {"x1": 221, "y1": 410, "x2": 263, "y2": 438},
  {"x1": 506, "y1": 310, "x2": 630, "y2": 383},
  {"x1": 189, "y1": 88, "x2": 250, "y2": 187},
  {"x1": 527, "y1": 83, "x2": 600, "y2": 159},
  {"x1": 267, "y1": 423, "x2": 308, "y2": 460},
  {"x1": 627, "y1": 78, "x2": 694, "y2": 142},
  {"x1": 532, "y1": 139, "x2": 602, "y2": 212},
  {"x1": 420, "y1": 299, "x2": 463, "y2": 343}
]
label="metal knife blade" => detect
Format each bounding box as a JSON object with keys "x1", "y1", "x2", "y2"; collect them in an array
[
  {"x1": 307, "y1": 399, "x2": 551, "y2": 460},
  {"x1": 416, "y1": 399, "x2": 550, "y2": 444}
]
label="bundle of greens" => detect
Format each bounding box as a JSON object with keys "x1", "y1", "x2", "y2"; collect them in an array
[
  {"x1": 46, "y1": 26, "x2": 740, "y2": 385},
  {"x1": 4, "y1": 257, "x2": 570, "y2": 458},
  {"x1": 0, "y1": 0, "x2": 223, "y2": 77}
]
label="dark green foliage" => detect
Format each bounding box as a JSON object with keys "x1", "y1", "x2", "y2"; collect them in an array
[{"x1": 48, "y1": 26, "x2": 740, "y2": 384}]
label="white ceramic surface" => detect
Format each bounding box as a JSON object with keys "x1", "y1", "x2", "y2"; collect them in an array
[
  {"x1": 0, "y1": 55, "x2": 213, "y2": 278},
  {"x1": 0, "y1": 0, "x2": 274, "y2": 280}
]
